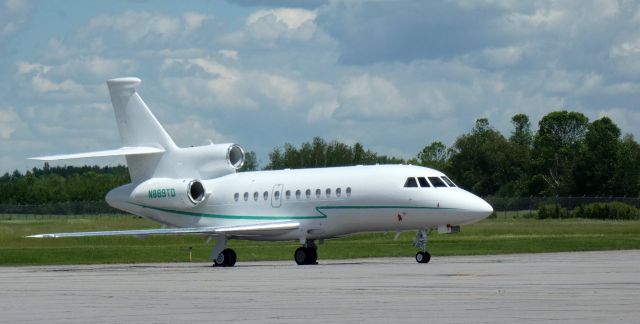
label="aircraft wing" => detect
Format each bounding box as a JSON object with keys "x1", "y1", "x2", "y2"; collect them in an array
[{"x1": 27, "y1": 221, "x2": 300, "y2": 238}]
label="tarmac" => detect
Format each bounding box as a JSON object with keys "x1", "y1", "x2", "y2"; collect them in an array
[{"x1": 0, "y1": 250, "x2": 639, "y2": 323}]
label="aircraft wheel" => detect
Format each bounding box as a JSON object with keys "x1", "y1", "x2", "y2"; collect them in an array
[
  {"x1": 213, "y1": 248, "x2": 237, "y2": 267},
  {"x1": 415, "y1": 251, "x2": 431, "y2": 264},
  {"x1": 308, "y1": 248, "x2": 318, "y2": 264},
  {"x1": 224, "y1": 248, "x2": 237, "y2": 267},
  {"x1": 294, "y1": 247, "x2": 308, "y2": 265}
]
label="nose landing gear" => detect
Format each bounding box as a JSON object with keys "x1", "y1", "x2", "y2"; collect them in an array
[{"x1": 413, "y1": 229, "x2": 431, "y2": 264}]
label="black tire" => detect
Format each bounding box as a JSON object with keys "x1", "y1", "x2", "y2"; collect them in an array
[
  {"x1": 224, "y1": 248, "x2": 237, "y2": 267},
  {"x1": 416, "y1": 251, "x2": 431, "y2": 263},
  {"x1": 308, "y1": 247, "x2": 318, "y2": 264},
  {"x1": 294, "y1": 247, "x2": 308, "y2": 265},
  {"x1": 415, "y1": 251, "x2": 431, "y2": 264}
]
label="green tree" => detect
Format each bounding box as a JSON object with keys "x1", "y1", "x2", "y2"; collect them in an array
[
  {"x1": 416, "y1": 141, "x2": 449, "y2": 170},
  {"x1": 574, "y1": 117, "x2": 621, "y2": 195},
  {"x1": 613, "y1": 134, "x2": 640, "y2": 196},
  {"x1": 447, "y1": 118, "x2": 513, "y2": 196},
  {"x1": 239, "y1": 151, "x2": 258, "y2": 172},
  {"x1": 532, "y1": 111, "x2": 589, "y2": 196},
  {"x1": 508, "y1": 114, "x2": 533, "y2": 196}
]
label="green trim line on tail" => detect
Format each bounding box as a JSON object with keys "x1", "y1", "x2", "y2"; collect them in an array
[{"x1": 129, "y1": 202, "x2": 456, "y2": 220}]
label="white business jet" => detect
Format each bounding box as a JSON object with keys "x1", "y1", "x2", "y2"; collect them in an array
[{"x1": 28, "y1": 77, "x2": 493, "y2": 266}]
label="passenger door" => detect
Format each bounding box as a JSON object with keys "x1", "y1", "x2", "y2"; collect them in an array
[{"x1": 271, "y1": 184, "x2": 283, "y2": 208}]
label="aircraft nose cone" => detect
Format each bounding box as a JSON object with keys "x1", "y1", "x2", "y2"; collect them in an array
[{"x1": 476, "y1": 197, "x2": 494, "y2": 217}]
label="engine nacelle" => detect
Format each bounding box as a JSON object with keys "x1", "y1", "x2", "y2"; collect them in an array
[
  {"x1": 173, "y1": 143, "x2": 245, "y2": 179},
  {"x1": 130, "y1": 178, "x2": 207, "y2": 209}
]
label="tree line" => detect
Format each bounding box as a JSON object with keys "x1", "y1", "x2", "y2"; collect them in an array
[
  {"x1": 258, "y1": 110, "x2": 640, "y2": 197},
  {"x1": 1, "y1": 110, "x2": 638, "y2": 204}
]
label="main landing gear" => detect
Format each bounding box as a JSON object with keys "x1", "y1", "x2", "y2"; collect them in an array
[
  {"x1": 294, "y1": 240, "x2": 318, "y2": 265},
  {"x1": 413, "y1": 229, "x2": 431, "y2": 264},
  {"x1": 214, "y1": 248, "x2": 237, "y2": 267},
  {"x1": 211, "y1": 235, "x2": 237, "y2": 267}
]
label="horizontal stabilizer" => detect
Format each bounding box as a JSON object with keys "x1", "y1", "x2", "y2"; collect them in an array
[
  {"x1": 29, "y1": 146, "x2": 165, "y2": 161},
  {"x1": 27, "y1": 221, "x2": 300, "y2": 238}
]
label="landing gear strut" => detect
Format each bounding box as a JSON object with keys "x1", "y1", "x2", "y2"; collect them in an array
[
  {"x1": 211, "y1": 235, "x2": 237, "y2": 267},
  {"x1": 413, "y1": 229, "x2": 431, "y2": 264},
  {"x1": 294, "y1": 240, "x2": 318, "y2": 265}
]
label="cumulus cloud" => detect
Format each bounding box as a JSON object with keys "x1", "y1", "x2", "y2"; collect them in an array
[
  {"x1": 80, "y1": 11, "x2": 212, "y2": 44},
  {"x1": 223, "y1": 8, "x2": 319, "y2": 46},
  {"x1": 2, "y1": 1, "x2": 640, "y2": 172},
  {"x1": 0, "y1": 107, "x2": 25, "y2": 139},
  {"x1": 0, "y1": 0, "x2": 31, "y2": 38},
  {"x1": 164, "y1": 115, "x2": 230, "y2": 146}
]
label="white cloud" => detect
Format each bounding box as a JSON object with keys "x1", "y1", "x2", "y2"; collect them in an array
[
  {"x1": 224, "y1": 8, "x2": 318, "y2": 45},
  {"x1": 507, "y1": 8, "x2": 566, "y2": 28},
  {"x1": 219, "y1": 49, "x2": 239, "y2": 60},
  {"x1": 164, "y1": 115, "x2": 229, "y2": 146},
  {"x1": 0, "y1": 0, "x2": 31, "y2": 37},
  {"x1": 247, "y1": 8, "x2": 317, "y2": 29},
  {"x1": 81, "y1": 11, "x2": 210, "y2": 43},
  {"x1": 0, "y1": 107, "x2": 24, "y2": 139}
]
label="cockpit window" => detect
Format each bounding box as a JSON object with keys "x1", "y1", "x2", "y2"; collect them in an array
[
  {"x1": 441, "y1": 176, "x2": 456, "y2": 187},
  {"x1": 404, "y1": 177, "x2": 418, "y2": 188},
  {"x1": 428, "y1": 176, "x2": 448, "y2": 187},
  {"x1": 417, "y1": 177, "x2": 430, "y2": 187}
]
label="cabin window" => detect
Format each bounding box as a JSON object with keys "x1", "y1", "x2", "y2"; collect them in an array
[
  {"x1": 295, "y1": 190, "x2": 301, "y2": 200},
  {"x1": 315, "y1": 189, "x2": 321, "y2": 198},
  {"x1": 404, "y1": 177, "x2": 418, "y2": 188},
  {"x1": 417, "y1": 177, "x2": 430, "y2": 187},
  {"x1": 234, "y1": 193, "x2": 239, "y2": 202},
  {"x1": 428, "y1": 176, "x2": 447, "y2": 188},
  {"x1": 305, "y1": 189, "x2": 311, "y2": 199},
  {"x1": 253, "y1": 192, "x2": 259, "y2": 201},
  {"x1": 346, "y1": 187, "x2": 352, "y2": 197},
  {"x1": 326, "y1": 188, "x2": 331, "y2": 197},
  {"x1": 441, "y1": 176, "x2": 456, "y2": 187},
  {"x1": 274, "y1": 191, "x2": 280, "y2": 201},
  {"x1": 243, "y1": 192, "x2": 249, "y2": 201},
  {"x1": 263, "y1": 191, "x2": 269, "y2": 200},
  {"x1": 285, "y1": 190, "x2": 291, "y2": 200},
  {"x1": 336, "y1": 187, "x2": 342, "y2": 197}
]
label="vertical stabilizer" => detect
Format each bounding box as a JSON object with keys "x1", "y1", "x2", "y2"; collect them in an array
[{"x1": 107, "y1": 77, "x2": 177, "y2": 182}]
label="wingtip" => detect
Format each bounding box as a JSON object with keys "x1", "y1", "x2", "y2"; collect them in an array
[{"x1": 26, "y1": 234, "x2": 56, "y2": 238}]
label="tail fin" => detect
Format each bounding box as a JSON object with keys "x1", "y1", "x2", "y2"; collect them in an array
[
  {"x1": 30, "y1": 78, "x2": 178, "y2": 183},
  {"x1": 107, "y1": 78, "x2": 176, "y2": 150},
  {"x1": 106, "y1": 78, "x2": 177, "y2": 182}
]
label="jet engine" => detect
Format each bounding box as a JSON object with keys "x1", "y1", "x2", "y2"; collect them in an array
[{"x1": 130, "y1": 178, "x2": 207, "y2": 209}]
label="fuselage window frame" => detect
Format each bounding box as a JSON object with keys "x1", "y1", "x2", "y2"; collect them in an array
[
  {"x1": 441, "y1": 176, "x2": 457, "y2": 187},
  {"x1": 404, "y1": 177, "x2": 419, "y2": 188},
  {"x1": 417, "y1": 177, "x2": 431, "y2": 188},
  {"x1": 428, "y1": 176, "x2": 448, "y2": 188}
]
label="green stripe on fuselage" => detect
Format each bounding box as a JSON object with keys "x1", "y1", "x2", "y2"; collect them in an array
[{"x1": 129, "y1": 203, "x2": 455, "y2": 220}]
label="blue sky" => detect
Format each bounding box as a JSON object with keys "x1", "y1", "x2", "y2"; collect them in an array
[{"x1": 2, "y1": 0, "x2": 639, "y2": 173}]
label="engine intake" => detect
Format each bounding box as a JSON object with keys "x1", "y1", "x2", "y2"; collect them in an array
[{"x1": 131, "y1": 178, "x2": 207, "y2": 209}]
